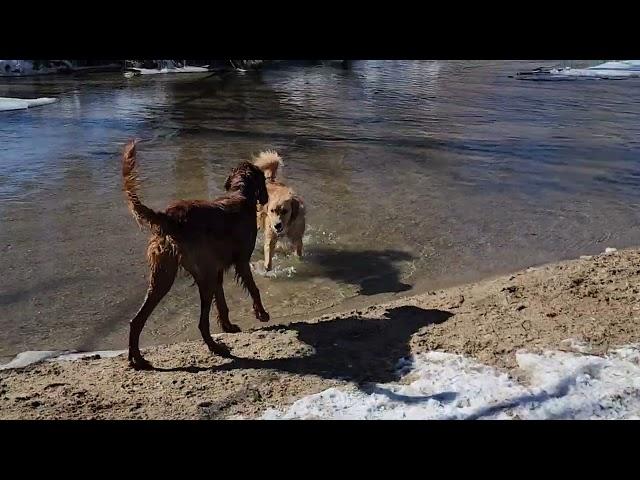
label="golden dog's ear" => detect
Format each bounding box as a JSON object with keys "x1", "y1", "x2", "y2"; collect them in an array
[{"x1": 290, "y1": 197, "x2": 301, "y2": 222}]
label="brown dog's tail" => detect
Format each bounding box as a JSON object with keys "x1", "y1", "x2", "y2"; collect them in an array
[
  {"x1": 254, "y1": 150, "x2": 283, "y2": 182},
  {"x1": 122, "y1": 140, "x2": 172, "y2": 236}
]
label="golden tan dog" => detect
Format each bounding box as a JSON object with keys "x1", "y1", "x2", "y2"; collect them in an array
[{"x1": 254, "y1": 151, "x2": 306, "y2": 271}]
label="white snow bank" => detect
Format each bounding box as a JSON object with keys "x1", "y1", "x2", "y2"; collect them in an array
[
  {"x1": 517, "y1": 60, "x2": 640, "y2": 81},
  {"x1": 551, "y1": 70, "x2": 638, "y2": 79},
  {"x1": 589, "y1": 60, "x2": 640, "y2": 71},
  {"x1": 0, "y1": 97, "x2": 58, "y2": 112},
  {"x1": 127, "y1": 66, "x2": 210, "y2": 76},
  {"x1": 260, "y1": 343, "x2": 640, "y2": 420},
  {"x1": 0, "y1": 350, "x2": 126, "y2": 370},
  {"x1": 0, "y1": 60, "x2": 35, "y2": 76}
]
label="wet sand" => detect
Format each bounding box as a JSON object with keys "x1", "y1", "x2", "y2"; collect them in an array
[{"x1": 2, "y1": 247, "x2": 639, "y2": 419}]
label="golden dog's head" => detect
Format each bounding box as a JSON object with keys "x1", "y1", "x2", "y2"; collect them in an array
[{"x1": 265, "y1": 188, "x2": 301, "y2": 235}]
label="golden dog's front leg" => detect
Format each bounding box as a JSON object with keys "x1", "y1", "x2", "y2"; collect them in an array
[
  {"x1": 257, "y1": 209, "x2": 264, "y2": 230},
  {"x1": 264, "y1": 232, "x2": 277, "y2": 271},
  {"x1": 293, "y1": 236, "x2": 303, "y2": 258}
]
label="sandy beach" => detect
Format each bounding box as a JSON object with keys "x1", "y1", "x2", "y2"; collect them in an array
[{"x1": 2, "y1": 247, "x2": 639, "y2": 419}]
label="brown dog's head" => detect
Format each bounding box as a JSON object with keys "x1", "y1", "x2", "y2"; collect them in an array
[
  {"x1": 265, "y1": 190, "x2": 301, "y2": 235},
  {"x1": 225, "y1": 161, "x2": 268, "y2": 206}
]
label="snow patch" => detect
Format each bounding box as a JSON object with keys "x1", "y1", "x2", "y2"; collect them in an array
[
  {"x1": 516, "y1": 60, "x2": 640, "y2": 81},
  {"x1": 260, "y1": 343, "x2": 640, "y2": 420},
  {"x1": 0, "y1": 97, "x2": 58, "y2": 112},
  {"x1": 0, "y1": 350, "x2": 126, "y2": 370}
]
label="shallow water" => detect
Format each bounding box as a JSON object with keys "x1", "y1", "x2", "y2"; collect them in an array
[{"x1": 2, "y1": 60, "x2": 640, "y2": 357}]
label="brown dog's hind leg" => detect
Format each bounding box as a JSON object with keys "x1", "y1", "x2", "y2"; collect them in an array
[
  {"x1": 235, "y1": 262, "x2": 270, "y2": 323},
  {"x1": 128, "y1": 250, "x2": 178, "y2": 369},
  {"x1": 197, "y1": 276, "x2": 232, "y2": 357},
  {"x1": 214, "y1": 270, "x2": 241, "y2": 333}
]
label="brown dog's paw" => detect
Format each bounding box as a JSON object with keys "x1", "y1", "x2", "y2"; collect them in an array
[
  {"x1": 221, "y1": 322, "x2": 242, "y2": 333},
  {"x1": 207, "y1": 341, "x2": 232, "y2": 358},
  {"x1": 256, "y1": 309, "x2": 270, "y2": 322},
  {"x1": 128, "y1": 355, "x2": 153, "y2": 371}
]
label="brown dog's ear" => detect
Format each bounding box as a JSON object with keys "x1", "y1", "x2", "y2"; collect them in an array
[
  {"x1": 290, "y1": 197, "x2": 301, "y2": 222},
  {"x1": 225, "y1": 166, "x2": 242, "y2": 191}
]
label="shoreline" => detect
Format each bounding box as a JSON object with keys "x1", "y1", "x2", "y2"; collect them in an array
[
  {"x1": 0, "y1": 243, "x2": 606, "y2": 363},
  {"x1": 2, "y1": 247, "x2": 639, "y2": 419}
]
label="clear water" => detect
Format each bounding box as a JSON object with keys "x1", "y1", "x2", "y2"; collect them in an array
[{"x1": 2, "y1": 60, "x2": 640, "y2": 358}]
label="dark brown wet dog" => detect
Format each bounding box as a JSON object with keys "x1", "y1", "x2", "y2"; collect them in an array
[{"x1": 122, "y1": 140, "x2": 270, "y2": 369}]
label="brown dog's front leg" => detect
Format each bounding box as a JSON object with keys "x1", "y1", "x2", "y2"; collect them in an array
[
  {"x1": 214, "y1": 270, "x2": 241, "y2": 333},
  {"x1": 235, "y1": 262, "x2": 270, "y2": 322},
  {"x1": 198, "y1": 280, "x2": 232, "y2": 356}
]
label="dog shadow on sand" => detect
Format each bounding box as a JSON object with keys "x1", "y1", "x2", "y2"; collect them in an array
[
  {"x1": 297, "y1": 247, "x2": 415, "y2": 296},
  {"x1": 153, "y1": 306, "x2": 453, "y2": 390}
]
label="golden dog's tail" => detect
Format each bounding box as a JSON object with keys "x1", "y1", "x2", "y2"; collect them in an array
[
  {"x1": 122, "y1": 140, "x2": 173, "y2": 236},
  {"x1": 254, "y1": 150, "x2": 283, "y2": 182}
]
